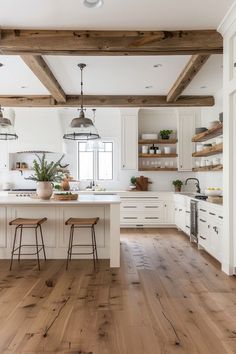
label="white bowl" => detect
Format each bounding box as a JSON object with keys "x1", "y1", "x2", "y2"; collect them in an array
[
  {"x1": 204, "y1": 189, "x2": 222, "y2": 197},
  {"x1": 141, "y1": 133, "x2": 158, "y2": 140}
]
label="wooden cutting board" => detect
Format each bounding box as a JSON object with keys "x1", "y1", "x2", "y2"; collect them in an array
[{"x1": 135, "y1": 176, "x2": 150, "y2": 191}]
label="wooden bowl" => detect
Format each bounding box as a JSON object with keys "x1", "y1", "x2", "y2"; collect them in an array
[{"x1": 53, "y1": 193, "x2": 78, "y2": 201}]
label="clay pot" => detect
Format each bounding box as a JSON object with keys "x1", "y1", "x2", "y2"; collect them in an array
[{"x1": 175, "y1": 186, "x2": 182, "y2": 192}]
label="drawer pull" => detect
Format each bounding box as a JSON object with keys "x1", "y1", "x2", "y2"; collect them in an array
[
  {"x1": 145, "y1": 206, "x2": 159, "y2": 208},
  {"x1": 200, "y1": 208, "x2": 206, "y2": 212},
  {"x1": 145, "y1": 217, "x2": 159, "y2": 219},
  {"x1": 209, "y1": 212, "x2": 216, "y2": 216},
  {"x1": 186, "y1": 225, "x2": 190, "y2": 229},
  {"x1": 200, "y1": 219, "x2": 206, "y2": 223},
  {"x1": 200, "y1": 235, "x2": 206, "y2": 240},
  {"x1": 218, "y1": 216, "x2": 223, "y2": 219},
  {"x1": 124, "y1": 217, "x2": 138, "y2": 220},
  {"x1": 179, "y1": 209, "x2": 183, "y2": 211},
  {"x1": 123, "y1": 206, "x2": 137, "y2": 208},
  {"x1": 186, "y1": 211, "x2": 190, "y2": 214}
]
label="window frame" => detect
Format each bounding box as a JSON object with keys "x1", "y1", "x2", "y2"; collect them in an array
[{"x1": 77, "y1": 139, "x2": 114, "y2": 181}]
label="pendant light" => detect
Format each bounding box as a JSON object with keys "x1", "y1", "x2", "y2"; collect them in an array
[
  {"x1": 0, "y1": 106, "x2": 18, "y2": 140},
  {"x1": 63, "y1": 63, "x2": 100, "y2": 141}
]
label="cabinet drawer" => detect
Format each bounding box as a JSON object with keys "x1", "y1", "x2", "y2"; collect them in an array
[
  {"x1": 121, "y1": 212, "x2": 163, "y2": 225},
  {"x1": 121, "y1": 200, "x2": 163, "y2": 212}
]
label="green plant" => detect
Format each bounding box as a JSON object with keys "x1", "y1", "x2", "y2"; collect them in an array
[
  {"x1": 172, "y1": 179, "x2": 183, "y2": 188},
  {"x1": 160, "y1": 130, "x2": 173, "y2": 139},
  {"x1": 130, "y1": 176, "x2": 137, "y2": 185},
  {"x1": 26, "y1": 153, "x2": 65, "y2": 182}
]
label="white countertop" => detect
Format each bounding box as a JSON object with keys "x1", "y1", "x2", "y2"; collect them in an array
[{"x1": 0, "y1": 194, "x2": 121, "y2": 205}]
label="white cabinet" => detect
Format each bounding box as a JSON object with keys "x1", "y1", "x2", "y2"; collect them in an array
[
  {"x1": 121, "y1": 114, "x2": 138, "y2": 170},
  {"x1": 198, "y1": 202, "x2": 223, "y2": 262},
  {"x1": 0, "y1": 142, "x2": 9, "y2": 171},
  {"x1": 177, "y1": 112, "x2": 195, "y2": 171},
  {"x1": 120, "y1": 192, "x2": 174, "y2": 227}
]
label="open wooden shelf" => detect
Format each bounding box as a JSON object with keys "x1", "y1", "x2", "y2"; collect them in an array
[
  {"x1": 192, "y1": 143, "x2": 223, "y2": 157},
  {"x1": 139, "y1": 168, "x2": 178, "y2": 171},
  {"x1": 138, "y1": 139, "x2": 177, "y2": 144},
  {"x1": 139, "y1": 153, "x2": 178, "y2": 158},
  {"x1": 12, "y1": 168, "x2": 32, "y2": 171},
  {"x1": 192, "y1": 164, "x2": 223, "y2": 172},
  {"x1": 192, "y1": 124, "x2": 223, "y2": 142}
]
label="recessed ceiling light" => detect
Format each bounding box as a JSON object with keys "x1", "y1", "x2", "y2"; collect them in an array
[
  {"x1": 200, "y1": 85, "x2": 207, "y2": 89},
  {"x1": 145, "y1": 85, "x2": 153, "y2": 89},
  {"x1": 21, "y1": 86, "x2": 27, "y2": 89},
  {"x1": 83, "y1": 0, "x2": 103, "y2": 8},
  {"x1": 153, "y1": 64, "x2": 162, "y2": 68}
]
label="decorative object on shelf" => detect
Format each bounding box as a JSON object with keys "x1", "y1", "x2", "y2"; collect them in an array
[
  {"x1": 53, "y1": 192, "x2": 78, "y2": 201},
  {"x1": 0, "y1": 106, "x2": 18, "y2": 141},
  {"x1": 195, "y1": 127, "x2": 207, "y2": 134},
  {"x1": 149, "y1": 144, "x2": 155, "y2": 154},
  {"x1": 61, "y1": 178, "x2": 70, "y2": 191},
  {"x1": 141, "y1": 133, "x2": 158, "y2": 140},
  {"x1": 164, "y1": 146, "x2": 171, "y2": 154},
  {"x1": 141, "y1": 145, "x2": 149, "y2": 154},
  {"x1": 129, "y1": 176, "x2": 137, "y2": 190},
  {"x1": 26, "y1": 153, "x2": 65, "y2": 200},
  {"x1": 172, "y1": 179, "x2": 183, "y2": 192},
  {"x1": 63, "y1": 63, "x2": 100, "y2": 141},
  {"x1": 160, "y1": 130, "x2": 173, "y2": 140}
]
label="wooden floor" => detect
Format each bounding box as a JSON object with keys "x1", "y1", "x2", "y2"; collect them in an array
[{"x1": 0, "y1": 228, "x2": 236, "y2": 353}]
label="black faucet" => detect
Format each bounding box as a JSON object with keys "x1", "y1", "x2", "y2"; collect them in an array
[{"x1": 185, "y1": 178, "x2": 201, "y2": 194}]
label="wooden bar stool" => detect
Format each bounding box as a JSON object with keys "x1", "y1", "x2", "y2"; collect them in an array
[
  {"x1": 9, "y1": 217, "x2": 47, "y2": 270},
  {"x1": 65, "y1": 217, "x2": 99, "y2": 270}
]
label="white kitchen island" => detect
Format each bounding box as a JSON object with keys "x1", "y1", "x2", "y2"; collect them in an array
[{"x1": 0, "y1": 194, "x2": 121, "y2": 267}]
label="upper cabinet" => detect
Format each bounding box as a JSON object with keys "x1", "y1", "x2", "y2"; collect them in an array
[
  {"x1": 177, "y1": 112, "x2": 196, "y2": 171},
  {"x1": 121, "y1": 110, "x2": 138, "y2": 170}
]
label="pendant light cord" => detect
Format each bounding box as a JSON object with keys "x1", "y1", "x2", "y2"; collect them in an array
[{"x1": 80, "y1": 65, "x2": 84, "y2": 111}]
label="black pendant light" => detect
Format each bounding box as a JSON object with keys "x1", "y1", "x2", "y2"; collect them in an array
[
  {"x1": 0, "y1": 106, "x2": 18, "y2": 140},
  {"x1": 63, "y1": 64, "x2": 100, "y2": 141}
]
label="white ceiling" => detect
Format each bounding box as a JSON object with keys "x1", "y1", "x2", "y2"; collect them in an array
[
  {"x1": 0, "y1": 0, "x2": 233, "y2": 30},
  {"x1": 0, "y1": 0, "x2": 229, "y2": 98}
]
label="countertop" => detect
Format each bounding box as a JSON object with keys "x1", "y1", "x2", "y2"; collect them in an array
[
  {"x1": 0, "y1": 194, "x2": 121, "y2": 205},
  {"x1": 175, "y1": 192, "x2": 223, "y2": 207}
]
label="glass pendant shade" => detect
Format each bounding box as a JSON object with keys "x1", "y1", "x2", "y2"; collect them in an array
[
  {"x1": 63, "y1": 63, "x2": 101, "y2": 141},
  {"x1": 63, "y1": 109, "x2": 100, "y2": 141},
  {"x1": 0, "y1": 109, "x2": 18, "y2": 140}
]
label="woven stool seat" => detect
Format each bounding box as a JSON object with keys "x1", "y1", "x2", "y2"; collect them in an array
[
  {"x1": 9, "y1": 217, "x2": 47, "y2": 226},
  {"x1": 65, "y1": 217, "x2": 99, "y2": 226}
]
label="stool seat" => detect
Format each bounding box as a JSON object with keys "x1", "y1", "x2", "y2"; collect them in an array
[
  {"x1": 65, "y1": 217, "x2": 99, "y2": 226},
  {"x1": 9, "y1": 217, "x2": 47, "y2": 226}
]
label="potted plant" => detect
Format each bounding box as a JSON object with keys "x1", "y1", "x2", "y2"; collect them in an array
[
  {"x1": 129, "y1": 176, "x2": 137, "y2": 190},
  {"x1": 26, "y1": 154, "x2": 65, "y2": 199},
  {"x1": 160, "y1": 130, "x2": 173, "y2": 140},
  {"x1": 172, "y1": 179, "x2": 183, "y2": 192}
]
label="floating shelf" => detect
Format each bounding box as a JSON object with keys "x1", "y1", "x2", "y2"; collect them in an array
[
  {"x1": 192, "y1": 143, "x2": 223, "y2": 157},
  {"x1": 139, "y1": 167, "x2": 178, "y2": 171},
  {"x1": 138, "y1": 139, "x2": 177, "y2": 145},
  {"x1": 139, "y1": 153, "x2": 178, "y2": 158},
  {"x1": 193, "y1": 164, "x2": 223, "y2": 172},
  {"x1": 192, "y1": 124, "x2": 223, "y2": 142},
  {"x1": 12, "y1": 168, "x2": 32, "y2": 171}
]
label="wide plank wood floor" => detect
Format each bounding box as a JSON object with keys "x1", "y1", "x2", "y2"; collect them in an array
[{"x1": 0, "y1": 228, "x2": 236, "y2": 353}]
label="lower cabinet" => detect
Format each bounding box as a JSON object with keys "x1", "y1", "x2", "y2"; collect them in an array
[{"x1": 120, "y1": 194, "x2": 174, "y2": 227}]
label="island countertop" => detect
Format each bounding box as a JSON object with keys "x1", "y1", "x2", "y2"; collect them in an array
[{"x1": 0, "y1": 194, "x2": 121, "y2": 205}]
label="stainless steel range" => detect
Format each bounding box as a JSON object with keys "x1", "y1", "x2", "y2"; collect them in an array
[{"x1": 8, "y1": 189, "x2": 37, "y2": 197}]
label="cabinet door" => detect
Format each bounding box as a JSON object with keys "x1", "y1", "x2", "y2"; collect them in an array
[
  {"x1": 198, "y1": 217, "x2": 209, "y2": 249},
  {"x1": 0, "y1": 142, "x2": 9, "y2": 171},
  {"x1": 165, "y1": 201, "x2": 175, "y2": 224},
  {"x1": 210, "y1": 221, "x2": 222, "y2": 262},
  {"x1": 177, "y1": 113, "x2": 195, "y2": 171},
  {"x1": 121, "y1": 115, "x2": 137, "y2": 170}
]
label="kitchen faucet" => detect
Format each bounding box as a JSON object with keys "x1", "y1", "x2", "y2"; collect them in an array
[{"x1": 185, "y1": 178, "x2": 201, "y2": 194}]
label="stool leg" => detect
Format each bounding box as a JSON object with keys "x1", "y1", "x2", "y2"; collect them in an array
[
  {"x1": 39, "y1": 225, "x2": 46, "y2": 261},
  {"x1": 91, "y1": 226, "x2": 96, "y2": 270},
  {"x1": 18, "y1": 225, "x2": 23, "y2": 263},
  {"x1": 35, "y1": 226, "x2": 40, "y2": 271},
  {"x1": 69, "y1": 225, "x2": 74, "y2": 261},
  {"x1": 92, "y1": 225, "x2": 98, "y2": 262},
  {"x1": 66, "y1": 225, "x2": 74, "y2": 270},
  {"x1": 10, "y1": 226, "x2": 18, "y2": 271}
]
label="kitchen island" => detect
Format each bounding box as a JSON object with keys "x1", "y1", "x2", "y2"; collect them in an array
[{"x1": 0, "y1": 194, "x2": 121, "y2": 267}]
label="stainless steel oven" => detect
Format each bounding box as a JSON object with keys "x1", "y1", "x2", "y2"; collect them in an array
[{"x1": 190, "y1": 200, "x2": 198, "y2": 243}]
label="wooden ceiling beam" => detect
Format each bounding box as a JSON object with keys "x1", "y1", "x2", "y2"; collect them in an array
[
  {"x1": 167, "y1": 54, "x2": 210, "y2": 102},
  {"x1": 21, "y1": 55, "x2": 66, "y2": 103},
  {"x1": 0, "y1": 29, "x2": 222, "y2": 55},
  {"x1": 0, "y1": 95, "x2": 214, "y2": 107}
]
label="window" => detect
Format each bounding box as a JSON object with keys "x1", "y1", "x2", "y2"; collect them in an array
[{"x1": 78, "y1": 141, "x2": 114, "y2": 180}]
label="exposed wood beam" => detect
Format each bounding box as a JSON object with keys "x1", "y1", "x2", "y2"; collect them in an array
[
  {"x1": 0, "y1": 95, "x2": 214, "y2": 107},
  {"x1": 0, "y1": 29, "x2": 222, "y2": 56},
  {"x1": 167, "y1": 54, "x2": 210, "y2": 102},
  {"x1": 21, "y1": 55, "x2": 66, "y2": 103}
]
